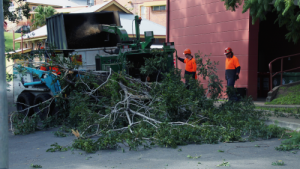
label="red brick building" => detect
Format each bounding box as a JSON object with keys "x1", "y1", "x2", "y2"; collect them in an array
[{"x1": 167, "y1": 0, "x2": 300, "y2": 100}]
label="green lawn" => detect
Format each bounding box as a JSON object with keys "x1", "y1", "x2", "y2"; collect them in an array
[
  {"x1": 4, "y1": 32, "x2": 21, "y2": 52},
  {"x1": 266, "y1": 84, "x2": 300, "y2": 105}
]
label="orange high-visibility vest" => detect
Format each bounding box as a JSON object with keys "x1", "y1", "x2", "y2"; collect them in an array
[
  {"x1": 184, "y1": 58, "x2": 197, "y2": 79},
  {"x1": 225, "y1": 55, "x2": 240, "y2": 70}
]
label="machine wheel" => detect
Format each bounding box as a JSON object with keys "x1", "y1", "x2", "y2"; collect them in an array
[
  {"x1": 33, "y1": 94, "x2": 55, "y2": 120},
  {"x1": 16, "y1": 92, "x2": 35, "y2": 116}
]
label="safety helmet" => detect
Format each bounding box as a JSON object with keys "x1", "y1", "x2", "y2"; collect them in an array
[
  {"x1": 183, "y1": 48, "x2": 191, "y2": 55},
  {"x1": 224, "y1": 47, "x2": 232, "y2": 55}
]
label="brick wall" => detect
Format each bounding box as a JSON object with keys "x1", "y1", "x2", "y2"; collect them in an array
[
  {"x1": 149, "y1": 8, "x2": 166, "y2": 26},
  {"x1": 169, "y1": 0, "x2": 258, "y2": 99},
  {"x1": 95, "y1": 0, "x2": 166, "y2": 26}
]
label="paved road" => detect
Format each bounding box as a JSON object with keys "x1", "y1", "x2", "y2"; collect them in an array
[
  {"x1": 7, "y1": 83, "x2": 300, "y2": 169},
  {"x1": 9, "y1": 131, "x2": 300, "y2": 169}
]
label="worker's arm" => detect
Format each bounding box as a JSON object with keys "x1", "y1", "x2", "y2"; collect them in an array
[
  {"x1": 234, "y1": 57, "x2": 241, "y2": 75},
  {"x1": 236, "y1": 66, "x2": 241, "y2": 74},
  {"x1": 177, "y1": 57, "x2": 185, "y2": 63}
]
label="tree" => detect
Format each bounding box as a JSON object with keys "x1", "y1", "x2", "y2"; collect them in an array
[
  {"x1": 4, "y1": 0, "x2": 30, "y2": 22},
  {"x1": 31, "y1": 6, "x2": 56, "y2": 30},
  {"x1": 221, "y1": 0, "x2": 300, "y2": 44}
]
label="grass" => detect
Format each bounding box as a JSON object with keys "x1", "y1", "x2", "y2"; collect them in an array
[
  {"x1": 266, "y1": 84, "x2": 300, "y2": 105},
  {"x1": 4, "y1": 32, "x2": 21, "y2": 52}
]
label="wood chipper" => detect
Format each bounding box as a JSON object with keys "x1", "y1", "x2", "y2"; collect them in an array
[
  {"x1": 45, "y1": 11, "x2": 176, "y2": 81},
  {"x1": 13, "y1": 11, "x2": 176, "y2": 116}
]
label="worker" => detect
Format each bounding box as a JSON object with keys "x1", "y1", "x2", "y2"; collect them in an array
[
  {"x1": 177, "y1": 48, "x2": 197, "y2": 89},
  {"x1": 224, "y1": 47, "x2": 240, "y2": 101}
]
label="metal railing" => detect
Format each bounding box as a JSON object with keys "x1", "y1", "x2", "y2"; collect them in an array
[{"x1": 269, "y1": 53, "x2": 300, "y2": 90}]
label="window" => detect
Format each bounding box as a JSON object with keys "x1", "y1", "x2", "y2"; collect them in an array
[
  {"x1": 32, "y1": 6, "x2": 37, "y2": 11},
  {"x1": 141, "y1": 6, "x2": 146, "y2": 19},
  {"x1": 152, "y1": 5, "x2": 166, "y2": 11}
]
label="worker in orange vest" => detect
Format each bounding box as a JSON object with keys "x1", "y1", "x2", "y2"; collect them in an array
[
  {"x1": 224, "y1": 47, "x2": 240, "y2": 101},
  {"x1": 177, "y1": 48, "x2": 197, "y2": 89}
]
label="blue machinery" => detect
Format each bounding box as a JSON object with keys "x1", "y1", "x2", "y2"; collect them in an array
[{"x1": 16, "y1": 66, "x2": 62, "y2": 95}]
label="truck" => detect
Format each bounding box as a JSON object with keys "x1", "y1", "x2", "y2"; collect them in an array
[{"x1": 13, "y1": 11, "x2": 176, "y2": 119}]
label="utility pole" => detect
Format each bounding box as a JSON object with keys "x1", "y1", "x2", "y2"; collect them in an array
[{"x1": 0, "y1": 0, "x2": 9, "y2": 168}]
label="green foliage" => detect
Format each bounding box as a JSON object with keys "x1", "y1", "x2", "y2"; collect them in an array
[
  {"x1": 31, "y1": 164, "x2": 42, "y2": 168},
  {"x1": 6, "y1": 72, "x2": 13, "y2": 82},
  {"x1": 187, "y1": 154, "x2": 201, "y2": 159},
  {"x1": 194, "y1": 51, "x2": 223, "y2": 99},
  {"x1": 140, "y1": 49, "x2": 169, "y2": 77},
  {"x1": 275, "y1": 131, "x2": 300, "y2": 151},
  {"x1": 4, "y1": 0, "x2": 31, "y2": 22},
  {"x1": 217, "y1": 159, "x2": 230, "y2": 167},
  {"x1": 272, "y1": 160, "x2": 285, "y2": 166},
  {"x1": 31, "y1": 6, "x2": 56, "y2": 30},
  {"x1": 46, "y1": 143, "x2": 70, "y2": 152},
  {"x1": 72, "y1": 132, "x2": 120, "y2": 153},
  {"x1": 221, "y1": 0, "x2": 300, "y2": 43},
  {"x1": 11, "y1": 113, "x2": 39, "y2": 135},
  {"x1": 10, "y1": 47, "x2": 286, "y2": 154}
]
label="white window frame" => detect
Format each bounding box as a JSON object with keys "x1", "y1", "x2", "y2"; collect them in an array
[{"x1": 152, "y1": 5, "x2": 166, "y2": 11}]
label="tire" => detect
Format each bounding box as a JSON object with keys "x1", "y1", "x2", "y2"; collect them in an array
[
  {"x1": 33, "y1": 94, "x2": 55, "y2": 120},
  {"x1": 16, "y1": 92, "x2": 35, "y2": 116}
]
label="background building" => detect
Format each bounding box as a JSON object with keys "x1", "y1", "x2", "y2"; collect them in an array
[
  {"x1": 95, "y1": 0, "x2": 166, "y2": 26},
  {"x1": 5, "y1": 0, "x2": 89, "y2": 32}
]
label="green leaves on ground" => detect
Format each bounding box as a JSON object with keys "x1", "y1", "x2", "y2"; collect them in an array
[
  {"x1": 272, "y1": 160, "x2": 285, "y2": 166},
  {"x1": 275, "y1": 131, "x2": 300, "y2": 151},
  {"x1": 46, "y1": 143, "x2": 69, "y2": 152},
  {"x1": 217, "y1": 159, "x2": 230, "y2": 167},
  {"x1": 31, "y1": 164, "x2": 42, "y2": 168},
  {"x1": 187, "y1": 155, "x2": 201, "y2": 159}
]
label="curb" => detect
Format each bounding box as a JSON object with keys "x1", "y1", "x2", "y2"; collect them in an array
[{"x1": 265, "y1": 119, "x2": 300, "y2": 131}]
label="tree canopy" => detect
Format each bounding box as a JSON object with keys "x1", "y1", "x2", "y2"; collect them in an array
[
  {"x1": 31, "y1": 6, "x2": 56, "y2": 30},
  {"x1": 221, "y1": 0, "x2": 300, "y2": 44},
  {"x1": 4, "y1": 0, "x2": 30, "y2": 22}
]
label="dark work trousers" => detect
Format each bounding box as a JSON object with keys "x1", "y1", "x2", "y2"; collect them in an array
[
  {"x1": 185, "y1": 70, "x2": 196, "y2": 90},
  {"x1": 226, "y1": 77, "x2": 239, "y2": 102}
]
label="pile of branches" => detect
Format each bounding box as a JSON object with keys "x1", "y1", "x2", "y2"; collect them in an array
[{"x1": 7, "y1": 49, "x2": 284, "y2": 153}]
